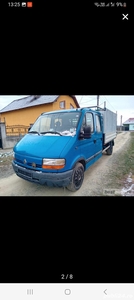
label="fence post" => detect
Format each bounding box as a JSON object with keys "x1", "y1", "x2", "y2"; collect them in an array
[{"x1": 0, "y1": 122, "x2": 7, "y2": 149}]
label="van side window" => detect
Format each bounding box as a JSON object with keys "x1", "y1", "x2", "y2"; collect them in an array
[
  {"x1": 81, "y1": 113, "x2": 94, "y2": 133},
  {"x1": 86, "y1": 113, "x2": 94, "y2": 132},
  {"x1": 95, "y1": 114, "x2": 101, "y2": 132},
  {"x1": 81, "y1": 116, "x2": 86, "y2": 130}
]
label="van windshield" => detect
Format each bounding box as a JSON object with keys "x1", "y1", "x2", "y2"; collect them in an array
[{"x1": 29, "y1": 112, "x2": 81, "y2": 136}]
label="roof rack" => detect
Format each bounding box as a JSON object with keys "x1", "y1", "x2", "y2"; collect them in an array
[{"x1": 81, "y1": 106, "x2": 106, "y2": 111}]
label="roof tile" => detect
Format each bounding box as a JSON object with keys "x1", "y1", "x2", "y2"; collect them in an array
[
  {"x1": 0, "y1": 95, "x2": 79, "y2": 113},
  {"x1": 0, "y1": 95, "x2": 59, "y2": 113},
  {"x1": 123, "y1": 118, "x2": 134, "y2": 124}
]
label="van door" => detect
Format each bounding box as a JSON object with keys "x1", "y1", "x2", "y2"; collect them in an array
[
  {"x1": 79, "y1": 112, "x2": 96, "y2": 170},
  {"x1": 94, "y1": 113, "x2": 103, "y2": 161}
]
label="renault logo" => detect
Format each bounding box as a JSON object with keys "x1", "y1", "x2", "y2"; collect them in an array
[
  {"x1": 32, "y1": 162, "x2": 36, "y2": 168},
  {"x1": 23, "y1": 159, "x2": 27, "y2": 164}
]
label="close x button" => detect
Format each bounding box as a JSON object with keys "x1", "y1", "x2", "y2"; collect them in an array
[{"x1": 122, "y1": 13, "x2": 129, "y2": 20}]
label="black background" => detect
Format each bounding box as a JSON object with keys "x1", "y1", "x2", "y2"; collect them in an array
[
  {"x1": 0, "y1": 198, "x2": 133, "y2": 283},
  {"x1": 1, "y1": 0, "x2": 133, "y2": 94}
]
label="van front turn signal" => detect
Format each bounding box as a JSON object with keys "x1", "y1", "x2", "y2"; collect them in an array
[{"x1": 42, "y1": 158, "x2": 65, "y2": 169}]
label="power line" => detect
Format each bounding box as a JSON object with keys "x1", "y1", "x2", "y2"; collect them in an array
[
  {"x1": 99, "y1": 102, "x2": 104, "y2": 106},
  {"x1": 79, "y1": 96, "x2": 84, "y2": 105},
  {"x1": 79, "y1": 99, "x2": 97, "y2": 106},
  {"x1": 103, "y1": 96, "x2": 116, "y2": 112},
  {"x1": 78, "y1": 96, "x2": 106, "y2": 107},
  {"x1": 79, "y1": 96, "x2": 97, "y2": 104}
]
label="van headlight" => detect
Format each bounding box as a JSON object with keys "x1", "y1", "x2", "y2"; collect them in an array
[
  {"x1": 42, "y1": 158, "x2": 65, "y2": 169},
  {"x1": 13, "y1": 151, "x2": 15, "y2": 160}
]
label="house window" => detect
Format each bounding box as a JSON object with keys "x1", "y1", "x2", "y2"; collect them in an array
[
  {"x1": 60, "y1": 101, "x2": 65, "y2": 109},
  {"x1": 70, "y1": 104, "x2": 74, "y2": 109}
]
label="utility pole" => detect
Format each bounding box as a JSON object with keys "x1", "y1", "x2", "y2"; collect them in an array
[
  {"x1": 97, "y1": 95, "x2": 99, "y2": 108},
  {"x1": 120, "y1": 115, "x2": 122, "y2": 131}
]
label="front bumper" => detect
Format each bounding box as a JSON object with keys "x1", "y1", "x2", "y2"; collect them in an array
[{"x1": 12, "y1": 161, "x2": 73, "y2": 187}]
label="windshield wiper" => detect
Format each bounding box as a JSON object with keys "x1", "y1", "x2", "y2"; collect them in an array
[
  {"x1": 40, "y1": 131, "x2": 62, "y2": 136},
  {"x1": 29, "y1": 131, "x2": 40, "y2": 135}
]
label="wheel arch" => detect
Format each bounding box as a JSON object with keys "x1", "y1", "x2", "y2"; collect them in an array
[{"x1": 72, "y1": 158, "x2": 86, "y2": 171}]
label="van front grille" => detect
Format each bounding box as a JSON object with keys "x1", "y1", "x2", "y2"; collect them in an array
[
  {"x1": 16, "y1": 158, "x2": 42, "y2": 168},
  {"x1": 18, "y1": 169, "x2": 32, "y2": 178},
  {"x1": 28, "y1": 163, "x2": 42, "y2": 168}
]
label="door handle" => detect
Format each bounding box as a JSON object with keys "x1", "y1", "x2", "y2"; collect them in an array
[{"x1": 94, "y1": 139, "x2": 96, "y2": 143}]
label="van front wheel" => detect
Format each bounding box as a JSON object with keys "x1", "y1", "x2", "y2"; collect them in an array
[{"x1": 67, "y1": 162, "x2": 84, "y2": 192}]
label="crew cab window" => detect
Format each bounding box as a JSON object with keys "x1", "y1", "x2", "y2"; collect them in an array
[
  {"x1": 95, "y1": 114, "x2": 101, "y2": 132},
  {"x1": 86, "y1": 113, "x2": 94, "y2": 132}
]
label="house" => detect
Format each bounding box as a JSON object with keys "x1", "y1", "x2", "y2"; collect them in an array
[
  {"x1": 123, "y1": 118, "x2": 134, "y2": 131},
  {"x1": 0, "y1": 95, "x2": 79, "y2": 126}
]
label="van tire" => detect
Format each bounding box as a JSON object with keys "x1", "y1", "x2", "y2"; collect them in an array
[
  {"x1": 106, "y1": 143, "x2": 113, "y2": 155},
  {"x1": 67, "y1": 162, "x2": 84, "y2": 192}
]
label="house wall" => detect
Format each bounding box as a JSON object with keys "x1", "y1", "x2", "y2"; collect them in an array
[
  {"x1": 0, "y1": 96, "x2": 77, "y2": 126},
  {"x1": 129, "y1": 124, "x2": 134, "y2": 131},
  {"x1": 53, "y1": 95, "x2": 76, "y2": 110},
  {"x1": 0, "y1": 103, "x2": 52, "y2": 126}
]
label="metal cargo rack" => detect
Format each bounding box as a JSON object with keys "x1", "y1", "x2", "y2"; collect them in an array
[
  {"x1": 80, "y1": 106, "x2": 106, "y2": 111},
  {"x1": 81, "y1": 104, "x2": 117, "y2": 145}
]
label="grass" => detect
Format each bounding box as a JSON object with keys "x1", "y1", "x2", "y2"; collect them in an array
[{"x1": 103, "y1": 132, "x2": 134, "y2": 193}]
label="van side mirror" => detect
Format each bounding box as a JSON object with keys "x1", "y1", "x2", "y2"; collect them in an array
[{"x1": 79, "y1": 126, "x2": 91, "y2": 139}]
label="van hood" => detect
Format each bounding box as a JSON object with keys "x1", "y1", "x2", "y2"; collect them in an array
[{"x1": 14, "y1": 133, "x2": 73, "y2": 158}]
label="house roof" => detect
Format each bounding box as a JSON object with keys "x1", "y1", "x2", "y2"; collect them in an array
[
  {"x1": 0, "y1": 95, "x2": 79, "y2": 113},
  {"x1": 123, "y1": 118, "x2": 134, "y2": 125}
]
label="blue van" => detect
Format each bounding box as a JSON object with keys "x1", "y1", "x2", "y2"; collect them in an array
[{"x1": 12, "y1": 107, "x2": 116, "y2": 191}]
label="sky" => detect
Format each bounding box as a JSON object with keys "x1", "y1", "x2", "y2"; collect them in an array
[{"x1": 0, "y1": 95, "x2": 134, "y2": 125}]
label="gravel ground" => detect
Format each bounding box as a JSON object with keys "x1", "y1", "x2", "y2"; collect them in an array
[
  {"x1": 73, "y1": 131, "x2": 132, "y2": 196},
  {"x1": 0, "y1": 149, "x2": 14, "y2": 179}
]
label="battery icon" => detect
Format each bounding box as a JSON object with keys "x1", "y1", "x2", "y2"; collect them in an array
[
  {"x1": 27, "y1": 2, "x2": 33, "y2": 7},
  {"x1": 22, "y1": 2, "x2": 26, "y2": 6}
]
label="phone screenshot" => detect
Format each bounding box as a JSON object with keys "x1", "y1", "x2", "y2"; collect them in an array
[
  {"x1": 0, "y1": 95, "x2": 134, "y2": 299},
  {"x1": 0, "y1": 0, "x2": 133, "y2": 297}
]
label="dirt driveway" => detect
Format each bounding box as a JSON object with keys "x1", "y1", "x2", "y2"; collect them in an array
[{"x1": 0, "y1": 132, "x2": 131, "y2": 196}]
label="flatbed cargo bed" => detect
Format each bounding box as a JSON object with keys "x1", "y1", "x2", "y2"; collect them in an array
[{"x1": 100, "y1": 108, "x2": 117, "y2": 144}]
